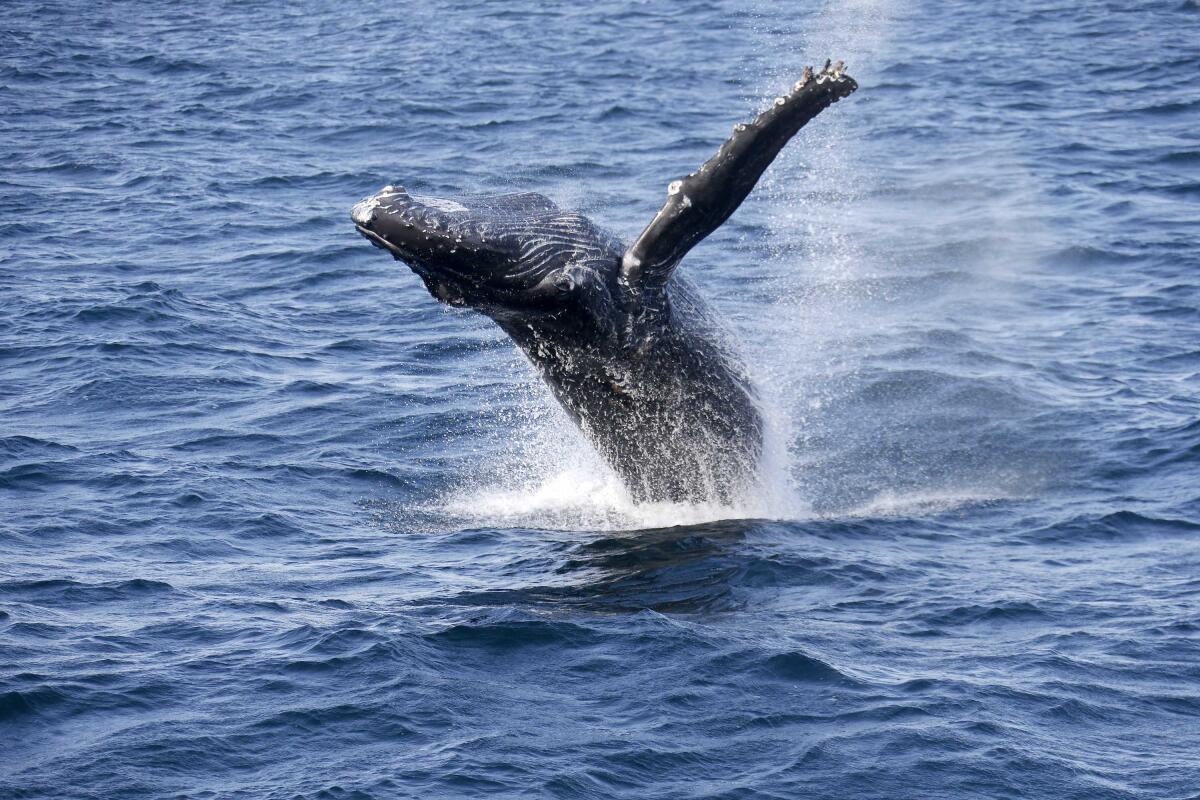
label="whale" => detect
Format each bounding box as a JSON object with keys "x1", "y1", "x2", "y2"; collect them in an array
[{"x1": 352, "y1": 62, "x2": 857, "y2": 503}]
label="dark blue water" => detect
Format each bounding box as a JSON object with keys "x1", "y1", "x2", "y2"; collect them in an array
[{"x1": 3, "y1": 1, "x2": 1199, "y2": 797}]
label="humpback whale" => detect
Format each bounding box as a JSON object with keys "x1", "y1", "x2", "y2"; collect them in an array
[{"x1": 352, "y1": 62, "x2": 857, "y2": 503}]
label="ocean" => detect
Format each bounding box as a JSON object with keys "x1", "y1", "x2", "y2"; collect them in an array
[{"x1": 2, "y1": 1, "x2": 1198, "y2": 797}]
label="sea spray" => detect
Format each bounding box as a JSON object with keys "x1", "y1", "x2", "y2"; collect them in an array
[
  {"x1": 751, "y1": 0, "x2": 897, "y2": 514},
  {"x1": 421, "y1": 0, "x2": 905, "y2": 531}
]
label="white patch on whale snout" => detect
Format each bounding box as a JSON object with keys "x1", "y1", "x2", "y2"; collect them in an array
[
  {"x1": 352, "y1": 185, "x2": 411, "y2": 225},
  {"x1": 411, "y1": 194, "x2": 468, "y2": 214},
  {"x1": 351, "y1": 195, "x2": 380, "y2": 225}
]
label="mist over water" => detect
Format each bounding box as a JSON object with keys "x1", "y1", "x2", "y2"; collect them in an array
[
  {"x1": 750, "y1": 0, "x2": 1076, "y2": 519},
  {"x1": 4, "y1": 1, "x2": 1200, "y2": 798}
]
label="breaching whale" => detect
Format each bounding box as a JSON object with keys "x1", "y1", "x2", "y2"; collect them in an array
[{"x1": 352, "y1": 62, "x2": 857, "y2": 503}]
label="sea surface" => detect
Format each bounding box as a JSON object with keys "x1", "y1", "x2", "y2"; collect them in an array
[{"x1": 3, "y1": 1, "x2": 1199, "y2": 798}]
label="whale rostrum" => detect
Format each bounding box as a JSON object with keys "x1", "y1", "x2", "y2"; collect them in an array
[{"x1": 352, "y1": 62, "x2": 858, "y2": 503}]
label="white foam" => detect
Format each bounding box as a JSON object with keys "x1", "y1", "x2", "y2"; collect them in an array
[
  {"x1": 433, "y1": 469, "x2": 772, "y2": 532},
  {"x1": 423, "y1": 471, "x2": 1006, "y2": 532},
  {"x1": 839, "y1": 490, "x2": 1012, "y2": 519}
]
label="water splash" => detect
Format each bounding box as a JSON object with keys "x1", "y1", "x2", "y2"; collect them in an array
[
  {"x1": 427, "y1": 345, "x2": 807, "y2": 531},
  {"x1": 746, "y1": 0, "x2": 1053, "y2": 517},
  {"x1": 434, "y1": 469, "x2": 782, "y2": 532},
  {"x1": 742, "y1": 0, "x2": 902, "y2": 516},
  {"x1": 402, "y1": 1, "x2": 903, "y2": 532},
  {"x1": 414, "y1": 0, "x2": 1030, "y2": 531}
]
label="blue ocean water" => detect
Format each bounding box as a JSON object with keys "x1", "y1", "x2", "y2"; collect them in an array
[{"x1": 3, "y1": 0, "x2": 1199, "y2": 797}]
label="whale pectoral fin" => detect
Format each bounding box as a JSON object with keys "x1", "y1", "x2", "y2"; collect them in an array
[{"x1": 620, "y1": 61, "x2": 858, "y2": 294}]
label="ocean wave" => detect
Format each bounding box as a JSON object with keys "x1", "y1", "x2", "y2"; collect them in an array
[{"x1": 3, "y1": 0, "x2": 1199, "y2": 796}]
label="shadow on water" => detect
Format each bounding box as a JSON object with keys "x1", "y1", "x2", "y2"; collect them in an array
[{"x1": 425, "y1": 519, "x2": 763, "y2": 615}]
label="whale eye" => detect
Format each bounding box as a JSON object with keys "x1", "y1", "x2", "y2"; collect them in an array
[{"x1": 553, "y1": 273, "x2": 575, "y2": 293}]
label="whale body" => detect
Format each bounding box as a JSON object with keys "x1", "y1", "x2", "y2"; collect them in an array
[{"x1": 352, "y1": 63, "x2": 857, "y2": 503}]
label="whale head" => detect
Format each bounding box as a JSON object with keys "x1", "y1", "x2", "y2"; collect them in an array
[{"x1": 352, "y1": 186, "x2": 622, "y2": 317}]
